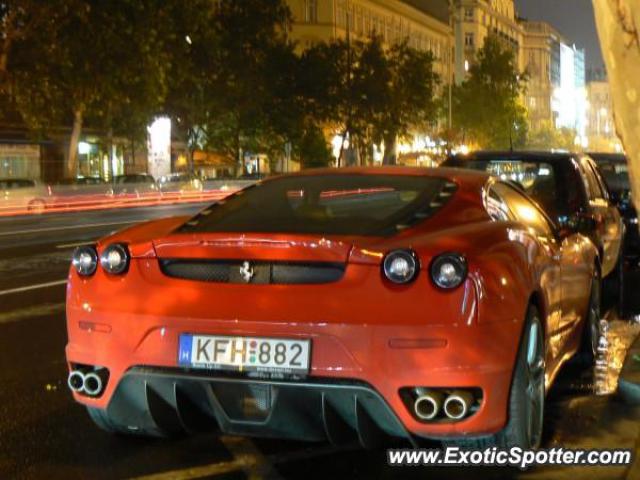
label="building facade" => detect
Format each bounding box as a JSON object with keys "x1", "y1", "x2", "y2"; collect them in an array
[
  {"x1": 521, "y1": 20, "x2": 587, "y2": 144},
  {"x1": 521, "y1": 21, "x2": 562, "y2": 132},
  {"x1": 287, "y1": 0, "x2": 454, "y2": 79},
  {"x1": 451, "y1": 0, "x2": 524, "y2": 83},
  {"x1": 587, "y1": 80, "x2": 622, "y2": 152}
]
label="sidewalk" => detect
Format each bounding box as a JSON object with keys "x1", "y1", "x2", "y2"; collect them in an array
[
  {"x1": 617, "y1": 328, "x2": 640, "y2": 480},
  {"x1": 619, "y1": 334, "x2": 640, "y2": 406}
]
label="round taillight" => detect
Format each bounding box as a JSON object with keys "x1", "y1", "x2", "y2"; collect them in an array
[
  {"x1": 430, "y1": 254, "x2": 467, "y2": 290},
  {"x1": 72, "y1": 246, "x2": 98, "y2": 276},
  {"x1": 100, "y1": 243, "x2": 130, "y2": 275},
  {"x1": 383, "y1": 250, "x2": 419, "y2": 284}
]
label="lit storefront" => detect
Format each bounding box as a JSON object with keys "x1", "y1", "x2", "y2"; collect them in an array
[{"x1": 0, "y1": 143, "x2": 41, "y2": 179}]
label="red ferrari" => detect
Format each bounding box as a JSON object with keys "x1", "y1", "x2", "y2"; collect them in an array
[{"x1": 66, "y1": 167, "x2": 599, "y2": 449}]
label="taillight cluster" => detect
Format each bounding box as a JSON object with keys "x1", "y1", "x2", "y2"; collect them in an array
[
  {"x1": 382, "y1": 249, "x2": 467, "y2": 289},
  {"x1": 72, "y1": 243, "x2": 129, "y2": 277}
]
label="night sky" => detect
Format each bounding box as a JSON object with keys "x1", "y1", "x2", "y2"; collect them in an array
[{"x1": 515, "y1": 0, "x2": 604, "y2": 72}]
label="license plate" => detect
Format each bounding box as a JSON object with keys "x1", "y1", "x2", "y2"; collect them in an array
[{"x1": 178, "y1": 334, "x2": 311, "y2": 375}]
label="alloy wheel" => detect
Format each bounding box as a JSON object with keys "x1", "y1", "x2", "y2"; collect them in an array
[{"x1": 525, "y1": 319, "x2": 545, "y2": 448}]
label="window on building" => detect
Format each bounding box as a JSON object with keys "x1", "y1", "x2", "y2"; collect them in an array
[
  {"x1": 465, "y1": 33, "x2": 475, "y2": 47},
  {"x1": 304, "y1": 0, "x2": 318, "y2": 23},
  {"x1": 464, "y1": 8, "x2": 474, "y2": 21}
]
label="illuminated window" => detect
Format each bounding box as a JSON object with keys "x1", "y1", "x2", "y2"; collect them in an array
[
  {"x1": 464, "y1": 8, "x2": 474, "y2": 21},
  {"x1": 465, "y1": 33, "x2": 474, "y2": 47},
  {"x1": 304, "y1": 0, "x2": 318, "y2": 23}
]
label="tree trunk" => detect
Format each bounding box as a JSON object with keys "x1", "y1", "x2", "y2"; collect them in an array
[
  {"x1": 67, "y1": 108, "x2": 84, "y2": 178},
  {"x1": 382, "y1": 134, "x2": 397, "y2": 165},
  {"x1": 592, "y1": 0, "x2": 640, "y2": 213},
  {"x1": 107, "y1": 128, "x2": 114, "y2": 180}
]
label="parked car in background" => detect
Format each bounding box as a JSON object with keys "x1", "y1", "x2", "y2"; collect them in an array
[
  {"x1": 67, "y1": 167, "x2": 599, "y2": 450},
  {"x1": 588, "y1": 153, "x2": 639, "y2": 317},
  {"x1": 113, "y1": 174, "x2": 159, "y2": 197},
  {"x1": 0, "y1": 178, "x2": 50, "y2": 214},
  {"x1": 51, "y1": 177, "x2": 115, "y2": 201},
  {"x1": 157, "y1": 173, "x2": 203, "y2": 194},
  {"x1": 443, "y1": 151, "x2": 624, "y2": 287}
]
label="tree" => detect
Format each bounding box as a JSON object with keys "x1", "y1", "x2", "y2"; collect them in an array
[
  {"x1": 526, "y1": 121, "x2": 577, "y2": 151},
  {"x1": 592, "y1": 0, "x2": 640, "y2": 214},
  {"x1": 7, "y1": 1, "x2": 184, "y2": 177},
  {"x1": 200, "y1": 0, "x2": 294, "y2": 173},
  {"x1": 375, "y1": 41, "x2": 439, "y2": 164},
  {"x1": 452, "y1": 34, "x2": 528, "y2": 149},
  {"x1": 298, "y1": 35, "x2": 439, "y2": 166}
]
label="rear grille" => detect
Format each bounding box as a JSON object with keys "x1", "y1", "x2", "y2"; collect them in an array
[{"x1": 159, "y1": 259, "x2": 345, "y2": 285}]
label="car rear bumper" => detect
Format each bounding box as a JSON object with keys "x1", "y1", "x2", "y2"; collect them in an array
[
  {"x1": 66, "y1": 317, "x2": 521, "y2": 441},
  {"x1": 92, "y1": 367, "x2": 413, "y2": 446}
]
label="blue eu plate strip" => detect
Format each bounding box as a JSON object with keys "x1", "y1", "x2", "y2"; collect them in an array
[{"x1": 178, "y1": 334, "x2": 193, "y2": 365}]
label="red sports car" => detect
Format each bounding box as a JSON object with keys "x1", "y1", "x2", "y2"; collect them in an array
[{"x1": 66, "y1": 167, "x2": 599, "y2": 449}]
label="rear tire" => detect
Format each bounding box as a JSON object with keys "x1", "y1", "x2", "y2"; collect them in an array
[
  {"x1": 579, "y1": 269, "x2": 602, "y2": 366},
  {"x1": 27, "y1": 199, "x2": 46, "y2": 214},
  {"x1": 444, "y1": 305, "x2": 545, "y2": 450}
]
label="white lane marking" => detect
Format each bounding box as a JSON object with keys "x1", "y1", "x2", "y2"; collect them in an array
[
  {"x1": 0, "y1": 279, "x2": 67, "y2": 296},
  {"x1": 0, "y1": 220, "x2": 137, "y2": 237},
  {"x1": 56, "y1": 241, "x2": 93, "y2": 249}
]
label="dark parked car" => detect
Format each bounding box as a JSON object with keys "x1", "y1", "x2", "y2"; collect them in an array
[
  {"x1": 443, "y1": 151, "x2": 624, "y2": 303},
  {"x1": 588, "y1": 153, "x2": 639, "y2": 316}
]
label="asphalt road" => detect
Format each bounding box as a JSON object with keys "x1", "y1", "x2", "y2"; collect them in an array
[{"x1": 1, "y1": 204, "x2": 639, "y2": 480}]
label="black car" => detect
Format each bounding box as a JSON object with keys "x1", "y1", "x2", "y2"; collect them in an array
[
  {"x1": 588, "y1": 153, "x2": 639, "y2": 317},
  {"x1": 443, "y1": 151, "x2": 624, "y2": 309}
]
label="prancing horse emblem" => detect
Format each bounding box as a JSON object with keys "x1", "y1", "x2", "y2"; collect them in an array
[{"x1": 239, "y1": 261, "x2": 254, "y2": 283}]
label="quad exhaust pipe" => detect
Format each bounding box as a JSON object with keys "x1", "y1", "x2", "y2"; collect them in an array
[
  {"x1": 443, "y1": 390, "x2": 474, "y2": 420},
  {"x1": 413, "y1": 389, "x2": 444, "y2": 421},
  {"x1": 67, "y1": 368, "x2": 107, "y2": 397},
  {"x1": 412, "y1": 388, "x2": 476, "y2": 421}
]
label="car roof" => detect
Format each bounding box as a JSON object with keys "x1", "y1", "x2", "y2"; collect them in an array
[
  {"x1": 271, "y1": 166, "x2": 490, "y2": 187},
  {"x1": 450, "y1": 150, "x2": 577, "y2": 163},
  {"x1": 588, "y1": 152, "x2": 626, "y2": 163}
]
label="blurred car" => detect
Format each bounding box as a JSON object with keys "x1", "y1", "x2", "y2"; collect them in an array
[
  {"x1": 113, "y1": 174, "x2": 159, "y2": 197},
  {"x1": 66, "y1": 167, "x2": 599, "y2": 449},
  {"x1": 51, "y1": 177, "x2": 115, "y2": 201},
  {"x1": 443, "y1": 151, "x2": 624, "y2": 282},
  {"x1": 0, "y1": 178, "x2": 50, "y2": 213},
  {"x1": 157, "y1": 173, "x2": 203, "y2": 194},
  {"x1": 588, "y1": 153, "x2": 639, "y2": 316}
]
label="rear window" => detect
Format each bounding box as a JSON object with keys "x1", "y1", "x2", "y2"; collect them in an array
[
  {"x1": 179, "y1": 174, "x2": 455, "y2": 237},
  {"x1": 445, "y1": 156, "x2": 569, "y2": 223},
  {"x1": 597, "y1": 161, "x2": 630, "y2": 192}
]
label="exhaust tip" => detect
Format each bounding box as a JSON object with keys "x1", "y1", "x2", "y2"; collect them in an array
[
  {"x1": 67, "y1": 371, "x2": 85, "y2": 392},
  {"x1": 443, "y1": 391, "x2": 473, "y2": 420},
  {"x1": 413, "y1": 389, "x2": 444, "y2": 421},
  {"x1": 83, "y1": 372, "x2": 103, "y2": 396},
  {"x1": 414, "y1": 396, "x2": 439, "y2": 420}
]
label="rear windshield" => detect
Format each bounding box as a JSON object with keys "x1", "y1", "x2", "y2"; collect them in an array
[
  {"x1": 179, "y1": 174, "x2": 454, "y2": 237},
  {"x1": 597, "y1": 161, "x2": 630, "y2": 192}
]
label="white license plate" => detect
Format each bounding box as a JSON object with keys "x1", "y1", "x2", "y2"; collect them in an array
[{"x1": 178, "y1": 334, "x2": 311, "y2": 375}]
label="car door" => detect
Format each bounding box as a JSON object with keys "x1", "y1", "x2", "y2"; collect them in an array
[
  {"x1": 489, "y1": 182, "x2": 565, "y2": 364},
  {"x1": 580, "y1": 156, "x2": 623, "y2": 277}
]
